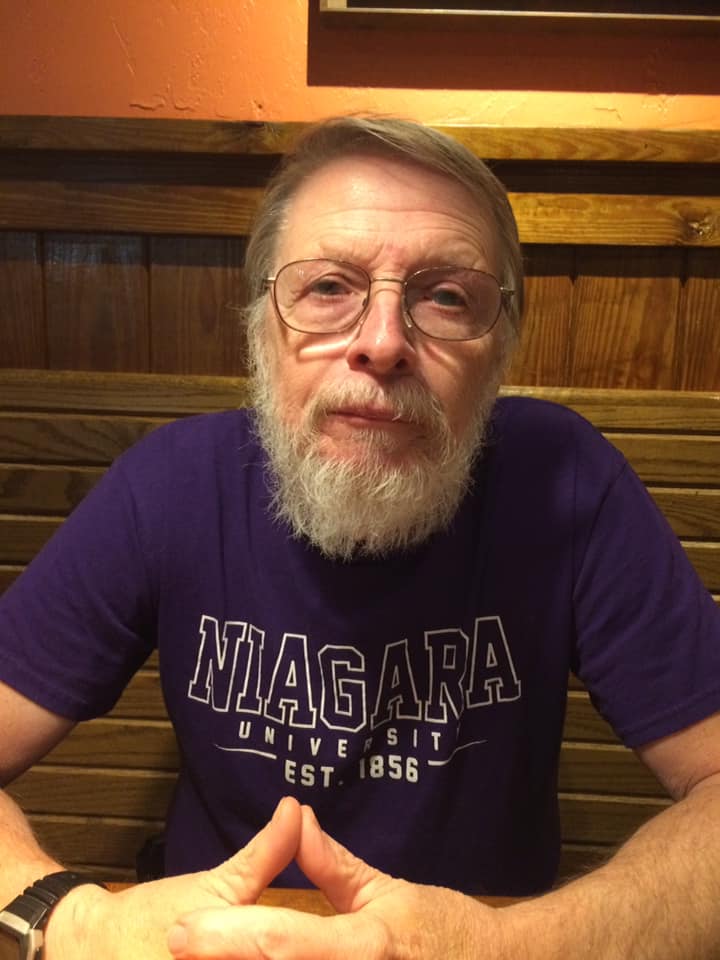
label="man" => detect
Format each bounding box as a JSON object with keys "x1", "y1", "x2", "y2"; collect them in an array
[{"x1": 1, "y1": 116, "x2": 719, "y2": 959}]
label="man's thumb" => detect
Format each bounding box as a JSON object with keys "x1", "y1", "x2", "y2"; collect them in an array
[{"x1": 211, "y1": 796, "x2": 302, "y2": 903}]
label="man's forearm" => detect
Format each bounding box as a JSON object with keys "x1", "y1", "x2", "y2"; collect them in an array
[
  {"x1": 0, "y1": 788, "x2": 65, "y2": 904},
  {"x1": 501, "y1": 778, "x2": 720, "y2": 958}
]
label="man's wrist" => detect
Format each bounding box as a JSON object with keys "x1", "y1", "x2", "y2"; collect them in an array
[{"x1": 42, "y1": 879, "x2": 111, "y2": 960}]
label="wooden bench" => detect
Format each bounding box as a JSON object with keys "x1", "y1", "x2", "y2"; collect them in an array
[{"x1": 1, "y1": 368, "x2": 719, "y2": 883}]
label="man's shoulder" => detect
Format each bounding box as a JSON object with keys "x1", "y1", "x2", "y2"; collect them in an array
[
  {"x1": 485, "y1": 394, "x2": 625, "y2": 483},
  {"x1": 491, "y1": 394, "x2": 601, "y2": 442},
  {"x1": 125, "y1": 407, "x2": 257, "y2": 460}
]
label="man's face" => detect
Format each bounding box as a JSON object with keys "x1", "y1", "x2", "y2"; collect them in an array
[
  {"x1": 263, "y1": 153, "x2": 507, "y2": 466},
  {"x1": 251, "y1": 152, "x2": 510, "y2": 559}
]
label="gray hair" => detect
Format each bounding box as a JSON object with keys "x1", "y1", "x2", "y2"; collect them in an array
[{"x1": 244, "y1": 116, "x2": 524, "y2": 349}]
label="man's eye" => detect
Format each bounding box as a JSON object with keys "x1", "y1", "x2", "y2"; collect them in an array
[
  {"x1": 309, "y1": 278, "x2": 349, "y2": 297},
  {"x1": 428, "y1": 285, "x2": 468, "y2": 309}
]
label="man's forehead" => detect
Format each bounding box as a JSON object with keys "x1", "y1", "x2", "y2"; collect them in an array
[{"x1": 276, "y1": 152, "x2": 497, "y2": 266}]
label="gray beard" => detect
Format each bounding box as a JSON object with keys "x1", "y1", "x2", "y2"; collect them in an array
[{"x1": 250, "y1": 335, "x2": 500, "y2": 562}]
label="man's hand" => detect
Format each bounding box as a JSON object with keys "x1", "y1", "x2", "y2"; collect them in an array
[
  {"x1": 166, "y1": 804, "x2": 503, "y2": 959},
  {"x1": 44, "y1": 796, "x2": 304, "y2": 959}
]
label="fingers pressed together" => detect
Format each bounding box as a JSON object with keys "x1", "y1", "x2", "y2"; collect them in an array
[{"x1": 166, "y1": 797, "x2": 391, "y2": 960}]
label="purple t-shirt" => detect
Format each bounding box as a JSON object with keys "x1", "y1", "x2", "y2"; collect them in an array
[{"x1": 1, "y1": 398, "x2": 719, "y2": 896}]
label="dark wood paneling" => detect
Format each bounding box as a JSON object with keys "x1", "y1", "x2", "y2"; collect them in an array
[
  {"x1": 0, "y1": 232, "x2": 45, "y2": 367},
  {"x1": 150, "y1": 237, "x2": 248, "y2": 375},
  {"x1": 558, "y1": 793, "x2": 669, "y2": 847},
  {"x1": 0, "y1": 464, "x2": 103, "y2": 514},
  {"x1": 9, "y1": 765, "x2": 175, "y2": 820},
  {"x1": 44, "y1": 234, "x2": 150, "y2": 371},
  {"x1": 0, "y1": 517, "x2": 60, "y2": 564},
  {"x1": 569, "y1": 248, "x2": 682, "y2": 389},
  {"x1": 29, "y1": 815, "x2": 162, "y2": 870},
  {"x1": 0, "y1": 566, "x2": 21, "y2": 594},
  {"x1": 507, "y1": 246, "x2": 573, "y2": 386},
  {"x1": 0, "y1": 412, "x2": 162, "y2": 465},
  {"x1": 676, "y1": 249, "x2": 720, "y2": 391},
  {"x1": 44, "y1": 717, "x2": 179, "y2": 771},
  {"x1": 558, "y1": 743, "x2": 663, "y2": 797},
  {"x1": 0, "y1": 368, "x2": 252, "y2": 415},
  {"x1": 682, "y1": 543, "x2": 720, "y2": 593}
]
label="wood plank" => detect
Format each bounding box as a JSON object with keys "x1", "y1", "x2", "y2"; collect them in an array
[
  {"x1": 506, "y1": 246, "x2": 573, "y2": 386},
  {"x1": 0, "y1": 369, "x2": 252, "y2": 416},
  {"x1": 44, "y1": 235, "x2": 149, "y2": 372},
  {"x1": 559, "y1": 793, "x2": 669, "y2": 846},
  {"x1": 0, "y1": 464, "x2": 104, "y2": 514},
  {"x1": 558, "y1": 742, "x2": 665, "y2": 798},
  {"x1": 112, "y1": 670, "x2": 167, "y2": 721},
  {"x1": 557, "y1": 843, "x2": 609, "y2": 882},
  {"x1": 2, "y1": 117, "x2": 720, "y2": 164},
  {"x1": 2, "y1": 372, "x2": 718, "y2": 430},
  {"x1": 569, "y1": 248, "x2": 681, "y2": 390},
  {"x1": 29, "y1": 814, "x2": 162, "y2": 870},
  {"x1": 0, "y1": 516, "x2": 61, "y2": 563},
  {"x1": 0, "y1": 565, "x2": 22, "y2": 595},
  {"x1": 0, "y1": 413, "x2": 162, "y2": 465},
  {"x1": 683, "y1": 542, "x2": 720, "y2": 593},
  {"x1": 648, "y1": 488, "x2": 720, "y2": 539},
  {"x1": 608, "y1": 434, "x2": 720, "y2": 486},
  {"x1": 563, "y1": 691, "x2": 617, "y2": 744},
  {"x1": 500, "y1": 386, "x2": 720, "y2": 433},
  {"x1": 1, "y1": 183, "x2": 719, "y2": 245},
  {"x1": 2, "y1": 374, "x2": 718, "y2": 442},
  {"x1": 0, "y1": 181, "x2": 263, "y2": 236},
  {"x1": 513, "y1": 194, "x2": 720, "y2": 247},
  {"x1": 44, "y1": 718, "x2": 180, "y2": 771},
  {"x1": 8, "y1": 765, "x2": 175, "y2": 819},
  {"x1": 676, "y1": 249, "x2": 720, "y2": 391},
  {"x1": 0, "y1": 232, "x2": 45, "y2": 368},
  {"x1": 149, "y1": 237, "x2": 248, "y2": 376}
]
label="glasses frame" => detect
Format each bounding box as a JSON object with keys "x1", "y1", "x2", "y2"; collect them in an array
[{"x1": 263, "y1": 258, "x2": 515, "y2": 342}]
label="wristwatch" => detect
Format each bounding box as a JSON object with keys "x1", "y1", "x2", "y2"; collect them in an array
[{"x1": 0, "y1": 871, "x2": 106, "y2": 960}]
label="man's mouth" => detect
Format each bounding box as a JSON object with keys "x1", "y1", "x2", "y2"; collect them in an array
[{"x1": 327, "y1": 405, "x2": 414, "y2": 426}]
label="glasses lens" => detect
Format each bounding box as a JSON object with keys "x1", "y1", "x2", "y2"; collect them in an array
[
  {"x1": 405, "y1": 267, "x2": 503, "y2": 340},
  {"x1": 273, "y1": 260, "x2": 369, "y2": 333}
]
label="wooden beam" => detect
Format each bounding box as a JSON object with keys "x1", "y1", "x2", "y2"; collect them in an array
[
  {"x1": 2, "y1": 117, "x2": 720, "y2": 164},
  {"x1": 1, "y1": 181, "x2": 719, "y2": 245}
]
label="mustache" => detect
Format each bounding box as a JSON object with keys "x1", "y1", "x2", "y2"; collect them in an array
[{"x1": 304, "y1": 379, "x2": 447, "y2": 432}]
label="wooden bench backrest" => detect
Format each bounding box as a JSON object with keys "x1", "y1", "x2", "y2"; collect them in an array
[
  {"x1": 2, "y1": 117, "x2": 720, "y2": 392},
  {"x1": 2, "y1": 369, "x2": 719, "y2": 882}
]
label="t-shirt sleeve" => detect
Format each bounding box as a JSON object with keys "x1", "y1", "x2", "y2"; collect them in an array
[
  {"x1": 0, "y1": 451, "x2": 161, "y2": 721},
  {"x1": 571, "y1": 445, "x2": 720, "y2": 749}
]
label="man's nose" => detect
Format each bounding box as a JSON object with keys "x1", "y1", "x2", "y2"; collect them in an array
[{"x1": 345, "y1": 281, "x2": 418, "y2": 376}]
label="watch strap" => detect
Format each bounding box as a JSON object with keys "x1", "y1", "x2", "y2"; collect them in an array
[{"x1": 5, "y1": 871, "x2": 107, "y2": 931}]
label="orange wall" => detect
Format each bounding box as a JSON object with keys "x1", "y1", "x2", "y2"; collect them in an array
[{"x1": 1, "y1": 0, "x2": 719, "y2": 129}]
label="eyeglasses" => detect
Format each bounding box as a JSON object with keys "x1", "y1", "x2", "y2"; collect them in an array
[{"x1": 263, "y1": 259, "x2": 514, "y2": 342}]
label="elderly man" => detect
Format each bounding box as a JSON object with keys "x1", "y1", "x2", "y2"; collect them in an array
[{"x1": 1, "y1": 117, "x2": 719, "y2": 959}]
